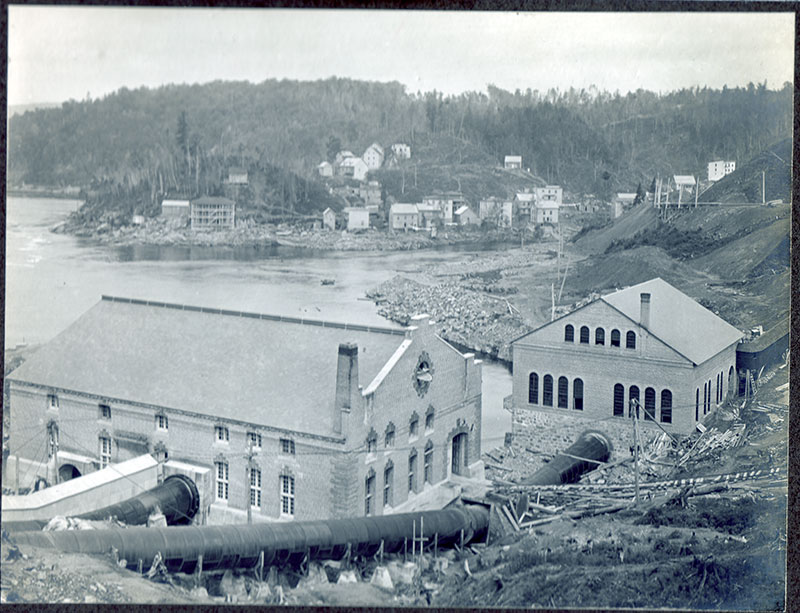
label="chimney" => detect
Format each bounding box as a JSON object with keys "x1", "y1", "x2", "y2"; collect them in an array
[
  {"x1": 334, "y1": 343, "x2": 359, "y2": 434},
  {"x1": 640, "y1": 293, "x2": 651, "y2": 329}
]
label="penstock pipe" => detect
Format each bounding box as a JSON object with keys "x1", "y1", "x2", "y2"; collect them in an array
[
  {"x1": 521, "y1": 430, "x2": 612, "y2": 485},
  {"x1": 13, "y1": 504, "x2": 489, "y2": 573}
]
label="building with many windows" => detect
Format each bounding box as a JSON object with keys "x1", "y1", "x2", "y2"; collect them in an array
[
  {"x1": 509, "y1": 278, "x2": 742, "y2": 470},
  {"x1": 190, "y1": 196, "x2": 236, "y2": 230},
  {"x1": 6, "y1": 296, "x2": 482, "y2": 523}
]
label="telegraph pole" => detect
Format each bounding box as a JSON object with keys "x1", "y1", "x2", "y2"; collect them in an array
[{"x1": 49, "y1": 421, "x2": 59, "y2": 485}]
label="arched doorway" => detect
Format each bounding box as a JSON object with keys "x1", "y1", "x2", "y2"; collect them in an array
[
  {"x1": 451, "y1": 433, "x2": 468, "y2": 476},
  {"x1": 58, "y1": 464, "x2": 81, "y2": 482}
]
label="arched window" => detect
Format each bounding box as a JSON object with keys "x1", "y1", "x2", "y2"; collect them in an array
[
  {"x1": 542, "y1": 375, "x2": 553, "y2": 406},
  {"x1": 629, "y1": 385, "x2": 640, "y2": 418},
  {"x1": 385, "y1": 423, "x2": 396, "y2": 448},
  {"x1": 528, "y1": 372, "x2": 539, "y2": 404},
  {"x1": 408, "y1": 449, "x2": 418, "y2": 493},
  {"x1": 573, "y1": 378, "x2": 584, "y2": 411},
  {"x1": 660, "y1": 390, "x2": 672, "y2": 424},
  {"x1": 703, "y1": 382, "x2": 708, "y2": 414},
  {"x1": 425, "y1": 406, "x2": 435, "y2": 433},
  {"x1": 595, "y1": 328, "x2": 605, "y2": 345},
  {"x1": 579, "y1": 326, "x2": 590, "y2": 344},
  {"x1": 613, "y1": 384, "x2": 625, "y2": 416},
  {"x1": 365, "y1": 469, "x2": 376, "y2": 515},
  {"x1": 409, "y1": 412, "x2": 419, "y2": 440},
  {"x1": 611, "y1": 329, "x2": 621, "y2": 347},
  {"x1": 644, "y1": 387, "x2": 656, "y2": 421},
  {"x1": 696, "y1": 388, "x2": 699, "y2": 421},
  {"x1": 626, "y1": 331, "x2": 636, "y2": 349},
  {"x1": 383, "y1": 461, "x2": 394, "y2": 507},
  {"x1": 423, "y1": 440, "x2": 434, "y2": 484},
  {"x1": 366, "y1": 429, "x2": 378, "y2": 456},
  {"x1": 557, "y1": 376, "x2": 569, "y2": 408},
  {"x1": 564, "y1": 324, "x2": 574, "y2": 342},
  {"x1": 715, "y1": 373, "x2": 720, "y2": 404}
]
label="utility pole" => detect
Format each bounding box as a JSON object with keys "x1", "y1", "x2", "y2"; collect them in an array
[
  {"x1": 551, "y1": 283, "x2": 556, "y2": 321},
  {"x1": 630, "y1": 399, "x2": 640, "y2": 505},
  {"x1": 49, "y1": 421, "x2": 59, "y2": 485},
  {"x1": 762, "y1": 171, "x2": 766, "y2": 204},
  {"x1": 695, "y1": 177, "x2": 699, "y2": 208}
]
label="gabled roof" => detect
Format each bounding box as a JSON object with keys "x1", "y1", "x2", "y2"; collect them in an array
[
  {"x1": 601, "y1": 278, "x2": 743, "y2": 364},
  {"x1": 365, "y1": 143, "x2": 384, "y2": 154},
  {"x1": 504, "y1": 155, "x2": 522, "y2": 162},
  {"x1": 390, "y1": 203, "x2": 419, "y2": 215},
  {"x1": 322, "y1": 207, "x2": 335, "y2": 214},
  {"x1": 673, "y1": 175, "x2": 696, "y2": 186},
  {"x1": 162, "y1": 199, "x2": 190, "y2": 207},
  {"x1": 454, "y1": 205, "x2": 471, "y2": 215},
  {"x1": 340, "y1": 157, "x2": 367, "y2": 168},
  {"x1": 318, "y1": 161, "x2": 332, "y2": 167},
  {"x1": 8, "y1": 297, "x2": 407, "y2": 438},
  {"x1": 515, "y1": 193, "x2": 535, "y2": 202}
]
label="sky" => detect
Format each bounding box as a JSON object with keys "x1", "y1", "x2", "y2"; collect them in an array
[{"x1": 7, "y1": 8, "x2": 795, "y2": 106}]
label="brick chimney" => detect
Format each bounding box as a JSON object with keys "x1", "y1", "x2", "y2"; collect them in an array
[
  {"x1": 640, "y1": 293, "x2": 651, "y2": 329},
  {"x1": 334, "y1": 343, "x2": 359, "y2": 434}
]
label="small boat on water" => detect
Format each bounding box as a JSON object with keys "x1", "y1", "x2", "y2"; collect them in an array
[{"x1": 321, "y1": 278, "x2": 335, "y2": 286}]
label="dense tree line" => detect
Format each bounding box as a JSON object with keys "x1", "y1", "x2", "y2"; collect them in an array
[{"x1": 7, "y1": 78, "x2": 792, "y2": 208}]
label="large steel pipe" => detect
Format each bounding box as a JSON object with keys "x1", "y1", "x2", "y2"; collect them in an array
[
  {"x1": 3, "y1": 474, "x2": 199, "y2": 533},
  {"x1": 521, "y1": 430, "x2": 612, "y2": 485},
  {"x1": 14, "y1": 505, "x2": 489, "y2": 573}
]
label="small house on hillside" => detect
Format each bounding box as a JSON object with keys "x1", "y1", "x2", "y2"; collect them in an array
[
  {"x1": 358, "y1": 181, "x2": 382, "y2": 206},
  {"x1": 322, "y1": 207, "x2": 336, "y2": 230},
  {"x1": 338, "y1": 157, "x2": 369, "y2": 182},
  {"x1": 363, "y1": 143, "x2": 385, "y2": 170},
  {"x1": 417, "y1": 203, "x2": 444, "y2": 229},
  {"x1": 161, "y1": 199, "x2": 191, "y2": 220},
  {"x1": 708, "y1": 160, "x2": 736, "y2": 182},
  {"x1": 335, "y1": 150, "x2": 356, "y2": 165},
  {"x1": 390, "y1": 203, "x2": 420, "y2": 230},
  {"x1": 532, "y1": 200, "x2": 559, "y2": 224},
  {"x1": 534, "y1": 185, "x2": 563, "y2": 206},
  {"x1": 190, "y1": 196, "x2": 236, "y2": 230},
  {"x1": 454, "y1": 205, "x2": 479, "y2": 226},
  {"x1": 227, "y1": 167, "x2": 248, "y2": 185},
  {"x1": 514, "y1": 192, "x2": 536, "y2": 217},
  {"x1": 504, "y1": 155, "x2": 522, "y2": 170},
  {"x1": 318, "y1": 161, "x2": 333, "y2": 177},
  {"x1": 391, "y1": 143, "x2": 411, "y2": 160}
]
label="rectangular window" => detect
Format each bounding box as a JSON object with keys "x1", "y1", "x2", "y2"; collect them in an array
[
  {"x1": 215, "y1": 461, "x2": 229, "y2": 501},
  {"x1": 280, "y1": 438, "x2": 295, "y2": 455},
  {"x1": 248, "y1": 432, "x2": 262, "y2": 449},
  {"x1": 99, "y1": 436, "x2": 112, "y2": 468},
  {"x1": 47, "y1": 394, "x2": 59, "y2": 410},
  {"x1": 250, "y1": 467, "x2": 262, "y2": 509},
  {"x1": 280, "y1": 475, "x2": 295, "y2": 516},
  {"x1": 215, "y1": 425, "x2": 229, "y2": 443},
  {"x1": 156, "y1": 414, "x2": 168, "y2": 431},
  {"x1": 365, "y1": 473, "x2": 375, "y2": 515},
  {"x1": 99, "y1": 404, "x2": 111, "y2": 420}
]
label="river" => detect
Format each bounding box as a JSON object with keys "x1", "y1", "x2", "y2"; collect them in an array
[{"x1": 4, "y1": 196, "x2": 512, "y2": 450}]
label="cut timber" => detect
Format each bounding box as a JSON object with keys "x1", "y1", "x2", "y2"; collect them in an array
[{"x1": 502, "y1": 504, "x2": 520, "y2": 531}]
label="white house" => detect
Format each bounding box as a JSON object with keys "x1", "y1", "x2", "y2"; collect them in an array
[
  {"x1": 390, "y1": 203, "x2": 420, "y2": 230},
  {"x1": 363, "y1": 143, "x2": 385, "y2": 170},
  {"x1": 161, "y1": 199, "x2": 191, "y2": 219},
  {"x1": 454, "y1": 205, "x2": 479, "y2": 226},
  {"x1": 422, "y1": 193, "x2": 464, "y2": 224},
  {"x1": 338, "y1": 157, "x2": 369, "y2": 182},
  {"x1": 708, "y1": 160, "x2": 736, "y2": 182},
  {"x1": 534, "y1": 185, "x2": 563, "y2": 206},
  {"x1": 479, "y1": 197, "x2": 514, "y2": 227},
  {"x1": 391, "y1": 143, "x2": 411, "y2": 160},
  {"x1": 532, "y1": 201, "x2": 559, "y2": 224},
  {"x1": 318, "y1": 161, "x2": 333, "y2": 177},
  {"x1": 504, "y1": 155, "x2": 522, "y2": 169},
  {"x1": 227, "y1": 167, "x2": 248, "y2": 185},
  {"x1": 344, "y1": 207, "x2": 370, "y2": 231}
]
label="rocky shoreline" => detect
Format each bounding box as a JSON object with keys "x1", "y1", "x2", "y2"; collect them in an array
[
  {"x1": 52, "y1": 218, "x2": 520, "y2": 252},
  {"x1": 367, "y1": 276, "x2": 532, "y2": 362}
]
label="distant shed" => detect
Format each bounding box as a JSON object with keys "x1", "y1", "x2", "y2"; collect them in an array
[
  {"x1": 736, "y1": 318, "x2": 789, "y2": 374},
  {"x1": 161, "y1": 199, "x2": 190, "y2": 219}
]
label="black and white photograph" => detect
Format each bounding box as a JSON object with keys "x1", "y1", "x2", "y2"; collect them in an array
[{"x1": 2, "y1": 7, "x2": 792, "y2": 609}]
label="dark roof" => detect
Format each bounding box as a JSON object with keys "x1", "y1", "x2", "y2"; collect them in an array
[
  {"x1": 192, "y1": 196, "x2": 235, "y2": 206},
  {"x1": 738, "y1": 317, "x2": 789, "y2": 353},
  {"x1": 8, "y1": 297, "x2": 407, "y2": 438}
]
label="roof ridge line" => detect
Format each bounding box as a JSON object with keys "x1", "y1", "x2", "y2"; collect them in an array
[{"x1": 99, "y1": 295, "x2": 406, "y2": 336}]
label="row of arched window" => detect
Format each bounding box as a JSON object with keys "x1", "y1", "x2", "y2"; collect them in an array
[
  {"x1": 564, "y1": 324, "x2": 636, "y2": 349},
  {"x1": 528, "y1": 373, "x2": 584, "y2": 410},
  {"x1": 368, "y1": 407, "x2": 436, "y2": 456},
  {"x1": 613, "y1": 384, "x2": 672, "y2": 423},
  {"x1": 365, "y1": 442, "x2": 434, "y2": 515}
]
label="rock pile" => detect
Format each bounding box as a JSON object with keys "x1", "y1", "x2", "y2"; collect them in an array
[{"x1": 367, "y1": 276, "x2": 532, "y2": 361}]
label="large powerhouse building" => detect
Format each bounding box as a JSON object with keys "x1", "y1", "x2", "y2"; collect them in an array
[
  {"x1": 6, "y1": 296, "x2": 483, "y2": 522},
  {"x1": 509, "y1": 278, "x2": 743, "y2": 466}
]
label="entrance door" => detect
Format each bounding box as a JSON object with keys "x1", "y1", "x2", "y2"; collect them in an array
[{"x1": 451, "y1": 433, "x2": 468, "y2": 476}]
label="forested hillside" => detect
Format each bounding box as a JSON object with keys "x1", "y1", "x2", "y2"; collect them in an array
[{"x1": 7, "y1": 78, "x2": 792, "y2": 214}]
